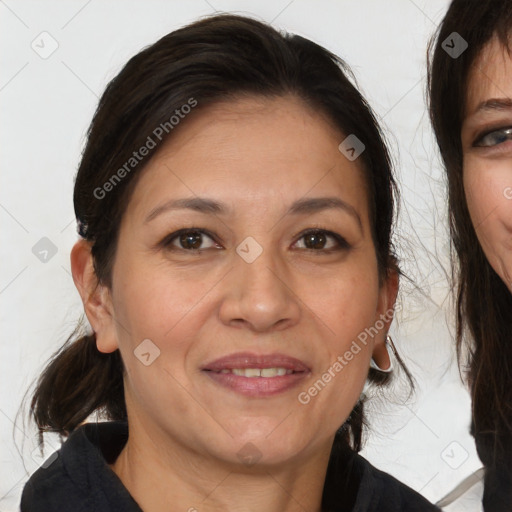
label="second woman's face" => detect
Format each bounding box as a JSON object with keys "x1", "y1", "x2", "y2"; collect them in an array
[
  {"x1": 101, "y1": 96, "x2": 394, "y2": 467},
  {"x1": 462, "y1": 37, "x2": 512, "y2": 289}
]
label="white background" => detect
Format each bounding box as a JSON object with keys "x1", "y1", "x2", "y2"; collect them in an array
[{"x1": 0, "y1": 0, "x2": 483, "y2": 510}]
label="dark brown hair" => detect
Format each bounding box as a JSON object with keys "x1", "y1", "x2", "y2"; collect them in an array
[
  {"x1": 428, "y1": 1, "x2": 512, "y2": 508},
  {"x1": 30, "y1": 14, "x2": 401, "y2": 453}
]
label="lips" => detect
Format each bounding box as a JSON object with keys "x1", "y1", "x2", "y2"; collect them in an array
[
  {"x1": 201, "y1": 352, "x2": 310, "y2": 397},
  {"x1": 202, "y1": 352, "x2": 309, "y2": 372}
]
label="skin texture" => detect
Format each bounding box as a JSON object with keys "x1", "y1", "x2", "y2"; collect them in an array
[
  {"x1": 462, "y1": 37, "x2": 512, "y2": 290},
  {"x1": 71, "y1": 95, "x2": 397, "y2": 512}
]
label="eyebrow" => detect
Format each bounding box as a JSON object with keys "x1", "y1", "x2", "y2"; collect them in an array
[
  {"x1": 144, "y1": 196, "x2": 362, "y2": 229},
  {"x1": 473, "y1": 97, "x2": 512, "y2": 114}
]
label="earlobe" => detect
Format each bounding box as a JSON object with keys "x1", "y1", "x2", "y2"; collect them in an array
[
  {"x1": 370, "y1": 336, "x2": 395, "y2": 372},
  {"x1": 70, "y1": 240, "x2": 119, "y2": 353}
]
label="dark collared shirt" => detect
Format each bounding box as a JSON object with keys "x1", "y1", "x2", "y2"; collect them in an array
[{"x1": 21, "y1": 421, "x2": 440, "y2": 511}]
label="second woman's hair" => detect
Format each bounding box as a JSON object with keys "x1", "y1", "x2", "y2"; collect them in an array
[{"x1": 428, "y1": 0, "x2": 512, "y2": 505}]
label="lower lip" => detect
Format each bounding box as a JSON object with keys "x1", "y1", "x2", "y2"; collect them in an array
[{"x1": 203, "y1": 371, "x2": 308, "y2": 397}]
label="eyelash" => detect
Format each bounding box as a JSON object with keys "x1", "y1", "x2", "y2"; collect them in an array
[
  {"x1": 473, "y1": 126, "x2": 512, "y2": 148},
  {"x1": 159, "y1": 227, "x2": 350, "y2": 254}
]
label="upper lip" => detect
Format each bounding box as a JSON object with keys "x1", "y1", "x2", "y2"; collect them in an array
[{"x1": 201, "y1": 352, "x2": 310, "y2": 372}]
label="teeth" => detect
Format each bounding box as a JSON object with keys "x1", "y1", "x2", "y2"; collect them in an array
[
  {"x1": 244, "y1": 368, "x2": 261, "y2": 378},
  {"x1": 262, "y1": 367, "x2": 287, "y2": 377},
  {"x1": 225, "y1": 367, "x2": 292, "y2": 377}
]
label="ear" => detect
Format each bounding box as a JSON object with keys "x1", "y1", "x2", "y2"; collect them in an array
[
  {"x1": 70, "y1": 240, "x2": 119, "y2": 353},
  {"x1": 371, "y1": 267, "x2": 399, "y2": 370}
]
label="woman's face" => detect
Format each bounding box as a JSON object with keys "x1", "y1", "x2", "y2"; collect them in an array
[
  {"x1": 462, "y1": 37, "x2": 512, "y2": 290},
  {"x1": 93, "y1": 95, "x2": 395, "y2": 467}
]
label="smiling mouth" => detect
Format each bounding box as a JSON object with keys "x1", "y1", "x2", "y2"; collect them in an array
[{"x1": 201, "y1": 353, "x2": 310, "y2": 396}]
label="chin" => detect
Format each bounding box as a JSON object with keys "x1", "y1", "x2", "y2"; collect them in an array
[{"x1": 212, "y1": 423, "x2": 316, "y2": 468}]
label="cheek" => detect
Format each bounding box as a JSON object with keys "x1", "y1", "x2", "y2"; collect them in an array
[
  {"x1": 463, "y1": 160, "x2": 512, "y2": 277},
  {"x1": 320, "y1": 272, "x2": 379, "y2": 337},
  {"x1": 110, "y1": 252, "x2": 211, "y2": 369},
  {"x1": 113, "y1": 242, "x2": 216, "y2": 325},
  {"x1": 464, "y1": 161, "x2": 512, "y2": 226},
  {"x1": 110, "y1": 261, "x2": 209, "y2": 415},
  {"x1": 303, "y1": 258, "x2": 381, "y2": 389},
  {"x1": 463, "y1": 164, "x2": 493, "y2": 223}
]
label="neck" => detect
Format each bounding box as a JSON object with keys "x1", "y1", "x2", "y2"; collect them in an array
[{"x1": 110, "y1": 418, "x2": 331, "y2": 512}]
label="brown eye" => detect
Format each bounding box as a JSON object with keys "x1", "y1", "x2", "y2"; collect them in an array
[
  {"x1": 304, "y1": 231, "x2": 327, "y2": 249},
  {"x1": 179, "y1": 231, "x2": 203, "y2": 249},
  {"x1": 294, "y1": 229, "x2": 349, "y2": 252},
  {"x1": 162, "y1": 229, "x2": 220, "y2": 251}
]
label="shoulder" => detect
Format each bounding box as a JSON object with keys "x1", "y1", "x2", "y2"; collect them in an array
[
  {"x1": 20, "y1": 422, "x2": 139, "y2": 512},
  {"x1": 323, "y1": 444, "x2": 440, "y2": 512},
  {"x1": 358, "y1": 455, "x2": 440, "y2": 511},
  {"x1": 21, "y1": 426, "x2": 95, "y2": 512}
]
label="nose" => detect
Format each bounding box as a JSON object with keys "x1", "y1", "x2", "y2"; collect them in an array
[{"x1": 218, "y1": 249, "x2": 301, "y2": 333}]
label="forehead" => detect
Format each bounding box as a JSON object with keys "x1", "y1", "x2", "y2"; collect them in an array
[
  {"x1": 466, "y1": 36, "x2": 512, "y2": 115},
  {"x1": 127, "y1": 95, "x2": 370, "y2": 219},
  {"x1": 154, "y1": 95, "x2": 343, "y2": 168}
]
